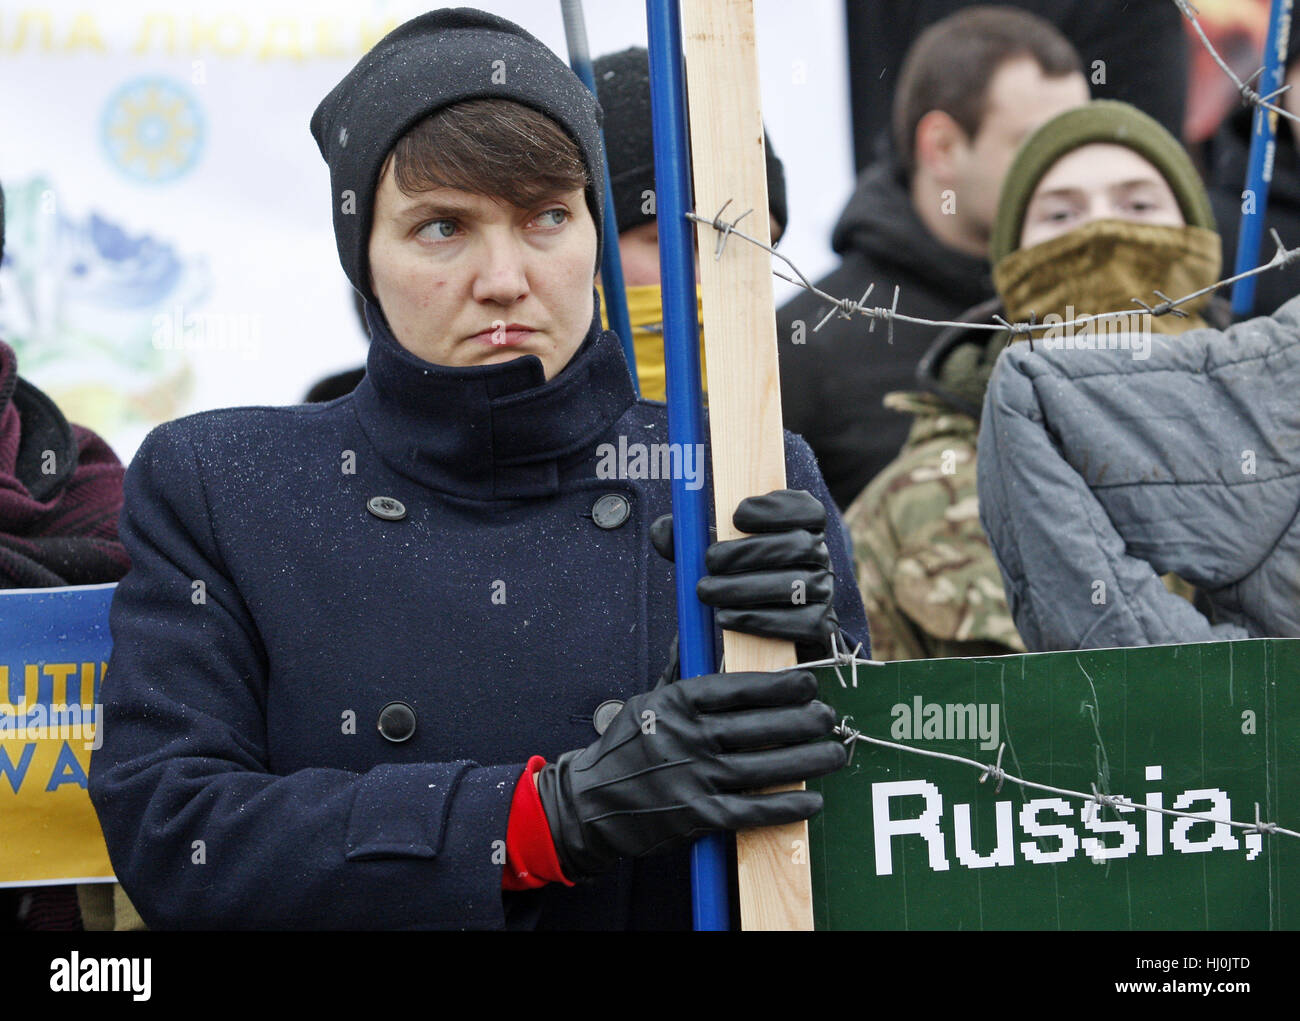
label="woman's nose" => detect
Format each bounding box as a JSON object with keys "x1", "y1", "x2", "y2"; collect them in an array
[{"x1": 472, "y1": 235, "x2": 529, "y2": 305}]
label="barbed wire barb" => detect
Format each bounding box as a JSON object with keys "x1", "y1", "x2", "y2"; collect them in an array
[
  {"x1": 979, "y1": 741, "x2": 1007, "y2": 793},
  {"x1": 1254, "y1": 801, "x2": 1278, "y2": 835},
  {"x1": 704, "y1": 198, "x2": 754, "y2": 261},
  {"x1": 796, "y1": 631, "x2": 886, "y2": 681}
]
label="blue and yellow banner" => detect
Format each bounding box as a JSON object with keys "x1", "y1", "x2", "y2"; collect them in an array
[{"x1": 0, "y1": 584, "x2": 115, "y2": 887}]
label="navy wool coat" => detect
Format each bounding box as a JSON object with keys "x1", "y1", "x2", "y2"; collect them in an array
[{"x1": 88, "y1": 306, "x2": 869, "y2": 930}]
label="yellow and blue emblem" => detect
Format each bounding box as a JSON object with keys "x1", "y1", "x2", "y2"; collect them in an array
[{"x1": 101, "y1": 77, "x2": 204, "y2": 184}]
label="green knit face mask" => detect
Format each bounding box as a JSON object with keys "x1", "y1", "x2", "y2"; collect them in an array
[{"x1": 993, "y1": 219, "x2": 1222, "y2": 338}]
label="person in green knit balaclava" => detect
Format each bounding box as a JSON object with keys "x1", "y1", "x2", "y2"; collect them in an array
[{"x1": 846, "y1": 100, "x2": 1217, "y2": 661}]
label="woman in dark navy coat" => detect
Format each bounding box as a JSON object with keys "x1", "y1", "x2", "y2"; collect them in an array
[{"x1": 88, "y1": 9, "x2": 869, "y2": 930}]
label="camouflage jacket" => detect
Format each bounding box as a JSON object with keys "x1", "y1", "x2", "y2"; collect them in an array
[
  {"x1": 845, "y1": 291, "x2": 1202, "y2": 661},
  {"x1": 845, "y1": 389, "x2": 1025, "y2": 661}
]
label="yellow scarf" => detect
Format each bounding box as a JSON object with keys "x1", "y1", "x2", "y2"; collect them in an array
[
  {"x1": 597, "y1": 284, "x2": 706, "y2": 402},
  {"x1": 994, "y1": 219, "x2": 1222, "y2": 337}
]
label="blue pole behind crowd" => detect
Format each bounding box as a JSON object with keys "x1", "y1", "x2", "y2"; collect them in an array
[
  {"x1": 1232, "y1": 0, "x2": 1294, "y2": 316},
  {"x1": 559, "y1": 0, "x2": 640, "y2": 394},
  {"x1": 645, "y1": 0, "x2": 730, "y2": 931}
]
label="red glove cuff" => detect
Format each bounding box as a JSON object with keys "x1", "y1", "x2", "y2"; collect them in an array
[{"x1": 502, "y1": 755, "x2": 573, "y2": 891}]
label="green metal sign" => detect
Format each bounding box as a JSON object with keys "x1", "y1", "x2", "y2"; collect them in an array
[{"x1": 809, "y1": 640, "x2": 1300, "y2": 930}]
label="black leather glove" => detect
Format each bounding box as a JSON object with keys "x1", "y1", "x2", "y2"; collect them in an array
[
  {"x1": 534, "y1": 668, "x2": 845, "y2": 880},
  {"x1": 651, "y1": 489, "x2": 841, "y2": 655}
]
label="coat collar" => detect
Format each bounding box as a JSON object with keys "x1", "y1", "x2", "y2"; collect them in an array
[{"x1": 352, "y1": 300, "x2": 636, "y2": 499}]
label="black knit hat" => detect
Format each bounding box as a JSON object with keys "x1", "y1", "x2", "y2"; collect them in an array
[
  {"x1": 311, "y1": 8, "x2": 607, "y2": 305},
  {"x1": 593, "y1": 46, "x2": 788, "y2": 237}
]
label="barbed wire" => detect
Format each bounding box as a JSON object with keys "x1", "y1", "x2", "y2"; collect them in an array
[
  {"x1": 796, "y1": 630, "x2": 886, "y2": 689},
  {"x1": 1173, "y1": 0, "x2": 1299, "y2": 126},
  {"x1": 831, "y1": 717, "x2": 1299, "y2": 843},
  {"x1": 751, "y1": 8, "x2": 1300, "y2": 850},
  {"x1": 687, "y1": 206, "x2": 1300, "y2": 349},
  {"x1": 792, "y1": 636, "x2": 1297, "y2": 848},
  {"x1": 687, "y1": 9, "x2": 1300, "y2": 348}
]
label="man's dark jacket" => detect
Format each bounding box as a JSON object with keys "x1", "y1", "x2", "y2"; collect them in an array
[
  {"x1": 1208, "y1": 106, "x2": 1300, "y2": 319},
  {"x1": 777, "y1": 158, "x2": 993, "y2": 510},
  {"x1": 88, "y1": 304, "x2": 868, "y2": 930}
]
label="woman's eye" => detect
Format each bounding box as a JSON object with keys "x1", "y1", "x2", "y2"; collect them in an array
[
  {"x1": 418, "y1": 219, "x2": 458, "y2": 240},
  {"x1": 535, "y1": 208, "x2": 568, "y2": 228}
]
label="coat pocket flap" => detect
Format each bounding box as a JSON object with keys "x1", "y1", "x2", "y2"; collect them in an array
[{"x1": 345, "y1": 762, "x2": 473, "y2": 860}]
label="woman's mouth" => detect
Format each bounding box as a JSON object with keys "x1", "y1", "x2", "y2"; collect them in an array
[{"x1": 470, "y1": 324, "x2": 537, "y2": 347}]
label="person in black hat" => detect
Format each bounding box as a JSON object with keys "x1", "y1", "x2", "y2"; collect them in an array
[
  {"x1": 590, "y1": 45, "x2": 787, "y2": 402},
  {"x1": 89, "y1": 8, "x2": 868, "y2": 930}
]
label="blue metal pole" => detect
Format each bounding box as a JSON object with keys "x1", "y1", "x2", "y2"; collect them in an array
[
  {"x1": 1232, "y1": 0, "x2": 1293, "y2": 317},
  {"x1": 645, "y1": 0, "x2": 729, "y2": 931},
  {"x1": 560, "y1": 0, "x2": 640, "y2": 394}
]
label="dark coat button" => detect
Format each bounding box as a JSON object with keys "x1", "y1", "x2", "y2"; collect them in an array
[
  {"x1": 368, "y1": 496, "x2": 406, "y2": 521},
  {"x1": 377, "y1": 701, "x2": 416, "y2": 742},
  {"x1": 592, "y1": 494, "x2": 631, "y2": 529},
  {"x1": 592, "y1": 699, "x2": 625, "y2": 735}
]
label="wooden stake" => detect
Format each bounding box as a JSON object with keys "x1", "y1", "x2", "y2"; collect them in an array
[{"x1": 680, "y1": 0, "x2": 814, "y2": 931}]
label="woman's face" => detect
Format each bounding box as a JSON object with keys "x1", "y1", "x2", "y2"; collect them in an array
[
  {"x1": 367, "y1": 158, "x2": 598, "y2": 380},
  {"x1": 1019, "y1": 143, "x2": 1186, "y2": 249}
]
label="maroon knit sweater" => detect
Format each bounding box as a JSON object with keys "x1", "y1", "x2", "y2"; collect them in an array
[{"x1": 0, "y1": 339, "x2": 130, "y2": 930}]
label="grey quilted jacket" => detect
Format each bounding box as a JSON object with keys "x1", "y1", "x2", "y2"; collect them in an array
[{"x1": 977, "y1": 294, "x2": 1300, "y2": 651}]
